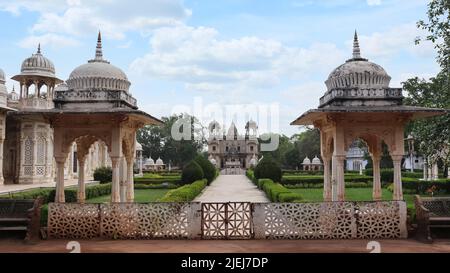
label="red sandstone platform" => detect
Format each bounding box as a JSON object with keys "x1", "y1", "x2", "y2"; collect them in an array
[{"x1": 1, "y1": 239, "x2": 449, "y2": 253}]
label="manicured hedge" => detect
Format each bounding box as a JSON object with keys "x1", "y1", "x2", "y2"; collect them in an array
[
  {"x1": 158, "y1": 179, "x2": 207, "y2": 202},
  {"x1": 254, "y1": 157, "x2": 282, "y2": 182},
  {"x1": 48, "y1": 183, "x2": 112, "y2": 203},
  {"x1": 93, "y1": 167, "x2": 113, "y2": 184},
  {"x1": 400, "y1": 178, "x2": 450, "y2": 194},
  {"x1": 194, "y1": 155, "x2": 217, "y2": 185},
  {"x1": 134, "y1": 183, "x2": 178, "y2": 190},
  {"x1": 0, "y1": 183, "x2": 113, "y2": 204},
  {"x1": 134, "y1": 176, "x2": 181, "y2": 184},
  {"x1": 281, "y1": 175, "x2": 373, "y2": 185},
  {"x1": 282, "y1": 170, "x2": 324, "y2": 175},
  {"x1": 257, "y1": 179, "x2": 303, "y2": 202},
  {"x1": 181, "y1": 161, "x2": 204, "y2": 185}
]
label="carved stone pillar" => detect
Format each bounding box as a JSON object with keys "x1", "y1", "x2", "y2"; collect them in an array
[
  {"x1": 322, "y1": 156, "x2": 332, "y2": 202},
  {"x1": 331, "y1": 156, "x2": 337, "y2": 201},
  {"x1": 335, "y1": 155, "x2": 346, "y2": 201},
  {"x1": 372, "y1": 154, "x2": 382, "y2": 201},
  {"x1": 126, "y1": 157, "x2": 135, "y2": 202},
  {"x1": 423, "y1": 159, "x2": 427, "y2": 180},
  {"x1": 432, "y1": 163, "x2": 439, "y2": 181},
  {"x1": 111, "y1": 156, "x2": 121, "y2": 203},
  {"x1": 392, "y1": 155, "x2": 403, "y2": 201},
  {"x1": 77, "y1": 158, "x2": 86, "y2": 203},
  {"x1": 0, "y1": 138, "x2": 4, "y2": 185},
  {"x1": 55, "y1": 157, "x2": 66, "y2": 203}
]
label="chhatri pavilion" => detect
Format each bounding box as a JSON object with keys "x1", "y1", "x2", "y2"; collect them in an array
[
  {"x1": 291, "y1": 32, "x2": 447, "y2": 202},
  {"x1": 0, "y1": 32, "x2": 162, "y2": 203}
]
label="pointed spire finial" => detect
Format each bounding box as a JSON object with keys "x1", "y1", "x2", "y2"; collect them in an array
[
  {"x1": 95, "y1": 30, "x2": 103, "y2": 60},
  {"x1": 353, "y1": 30, "x2": 361, "y2": 59},
  {"x1": 37, "y1": 43, "x2": 41, "y2": 54}
]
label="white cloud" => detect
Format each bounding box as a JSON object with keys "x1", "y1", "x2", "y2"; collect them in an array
[
  {"x1": 130, "y1": 25, "x2": 344, "y2": 94},
  {"x1": 0, "y1": 0, "x2": 191, "y2": 46},
  {"x1": 356, "y1": 23, "x2": 435, "y2": 59},
  {"x1": 18, "y1": 33, "x2": 80, "y2": 49}
]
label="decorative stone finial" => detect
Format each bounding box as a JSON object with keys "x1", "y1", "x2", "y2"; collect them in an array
[
  {"x1": 95, "y1": 31, "x2": 103, "y2": 61},
  {"x1": 37, "y1": 43, "x2": 41, "y2": 54},
  {"x1": 353, "y1": 30, "x2": 361, "y2": 59}
]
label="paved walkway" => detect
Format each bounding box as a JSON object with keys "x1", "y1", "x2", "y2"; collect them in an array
[
  {"x1": 194, "y1": 175, "x2": 269, "y2": 203},
  {"x1": 1, "y1": 239, "x2": 449, "y2": 253},
  {"x1": 0, "y1": 179, "x2": 98, "y2": 195}
]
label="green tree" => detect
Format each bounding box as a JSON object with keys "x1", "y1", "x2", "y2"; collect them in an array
[
  {"x1": 416, "y1": 0, "x2": 450, "y2": 71},
  {"x1": 259, "y1": 133, "x2": 294, "y2": 168},
  {"x1": 137, "y1": 114, "x2": 206, "y2": 168}
]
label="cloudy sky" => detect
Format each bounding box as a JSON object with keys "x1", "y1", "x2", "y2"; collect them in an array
[{"x1": 0, "y1": 0, "x2": 439, "y2": 136}]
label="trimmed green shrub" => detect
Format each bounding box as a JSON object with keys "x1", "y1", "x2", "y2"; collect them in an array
[
  {"x1": 134, "y1": 183, "x2": 178, "y2": 189},
  {"x1": 181, "y1": 161, "x2": 204, "y2": 185},
  {"x1": 364, "y1": 168, "x2": 393, "y2": 183},
  {"x1": 281, "y1": 175, "x2": 372, "y2": 185},
  {"x1": 159, "y1": 179, "x2": 207, "y2": 202},
  {"x1": 48, "y1": 183, "x2": 112, "y2": 203},
  {"x1": 278, "y1": 192, "x2": 303, "y2": 202},
  {"x1": 254, "y1": 156, "x2": 282, "y2": 182},
  {"x1": 257, "y1": 178, "x2": 303, "y2": 202},
  {"x1": 134, "y1": 176, "x2": 181, "y2": 184},
  {"x1": 194, "y1": 155, "x2": 216, "y2": 185},
  {"x1": 93, "y1": 166, "x2": 113, "y2": 184}
]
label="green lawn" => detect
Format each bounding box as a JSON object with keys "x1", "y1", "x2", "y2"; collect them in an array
[
  {"x1": 86, "y1": 189, "x2": 170, "y2": 203},
  {"x1": 288, "y1": 188, "x2": 450, "y2": 211}
]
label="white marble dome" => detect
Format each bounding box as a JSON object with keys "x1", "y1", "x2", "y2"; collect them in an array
[
  {"x1": 136, "y1": 142, "x2": 143, "y2": 151},
  {"x1": 302, "y1": 157, "x2": 311, "y2": 165},
  {"x1": 20, "y1": 45, "x2": 56, "y2": 78},
  {"x1": 209, "y1": 157, "x2": 217, "y2": 166},
  {"x1": 54, "y1": 82, "x2": 69, "y2": 92},
  {"x1": 145, "y1": 158, "x2": 155, "y2": 166},
  {"x1": 325, "y1": 32, "x2": 391, "y2": 91},
  {"x1": 66, "y1": 32, "x2": 130, "y2": 92},
  {"x1": 0, "y1": 68, "x2": 5, "y2": 83},
  {"x1": 156, "y1": 157, "x2": 164, "y2": 165},
  {"x1": 312, "y1": 156, "x2": 322, "y2": 165}
]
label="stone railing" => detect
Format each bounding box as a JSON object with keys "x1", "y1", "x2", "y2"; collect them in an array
[
  {"x1": 48, "y1": 201, "x2": 407, "y2": 240},
  {"x1": 54, "y1": 89, "x2": 137, "y2": 108},
  {"x1": 19, "y1": 97, "x2": 53, "y2": 110},
  {"x1": 319, "y1": 88, "x2": 403, "y2": 107}
]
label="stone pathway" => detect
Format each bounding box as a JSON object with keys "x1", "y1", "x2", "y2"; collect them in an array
[
  {"x1": 0, "y1": 179, "x2": 98, "y2": 195},
  {"x1": 194, "y1": 174, "x2": 269, "y2": 203}
]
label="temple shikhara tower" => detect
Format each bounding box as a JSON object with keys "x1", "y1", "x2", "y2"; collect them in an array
[
  {"x1": 207, "y1": 121, "x2": 259, "y2": 169},
  {"x1": 291, "y1": 32, "x2": 447, "y2": 202},
  {"x1": 0, "y1": 32, "x2": 162, "y2": 203}
]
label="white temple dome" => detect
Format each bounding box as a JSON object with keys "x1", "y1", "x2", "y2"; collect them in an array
[
  {"x1": 54, "y1": 82, "x2": 69, "y2": 92},
  {"x1": 0, "y1": 69, "x2": 5, "y2": 82},
  {"x1": 325, "y1": 32, "x2": 391, "y2": 91},
  {"x1": 209, "y1": 157, "x2": 217, "y2": 166},
  {"x1": 66, "y1": 32, "x2": 130, "y2": 92},
  {"x1": 302, "y1": 157, "x2": 311, "y2": 165},
  {"x1": 156, "y1": 157, "x2": 164, "y2": 165},
  {"x1": 136, "y1": 142, "x2": 143, "y2": 151},
  {"x1": 249, "y1": 154, "x2": 257, "y2": 166},
  {"x1": 19, "y1": 45, "x2": 56, "y2": 78},
  {"x1": 145, "y1": 158, "x2": 155, "y2": 165},
  {"x1": 312, "y1": 156, "x2": 322, "y2": 165}
]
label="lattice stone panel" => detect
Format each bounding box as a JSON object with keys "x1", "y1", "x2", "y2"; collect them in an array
[
  {"x1": 202, "y1": 202, "x2": 253, "y2": 239},
  {"x1": 48, "y1": 203, "x2": 201, "y2": 240},
  {"x1": 47, "y1": 203, "x2": 101, "y2": 239},
  {"x1": 253, "y1": 201, "x2": 407, "y2": 239},
  {"x1": 355, "y1": 201, "x2": 406, "y2": 239},
  {"x1": 253, "y1": 202, "x2": 356, "y2": 239}
]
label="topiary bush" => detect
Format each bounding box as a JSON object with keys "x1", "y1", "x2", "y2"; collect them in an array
[
  {"x1": 194, "y1": 155, "x2": 216, "y2": 185},
  {"x1": 254, "y1": 156, "x2": 282, "y2": 182},
  {"x1": 181, "y1": 160, "x2": 204, "y2": 185},
  {"x1": 158, "y1": 179, "x2": 207, "y2": 202},
  {"x1": 93, "y1": 166, "x2": 113, "y2": 184}
]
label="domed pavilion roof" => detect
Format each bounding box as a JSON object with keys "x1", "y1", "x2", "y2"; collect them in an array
[
  {"x1": 302, "y1": 157, "x2": 311, "y2": 165},
  {"x1": 12, "y1": 45, "x2": 62, "y2": 83},
  {"x1": 325, "y1": 32, "x2": 391, "y2": 91},
  {"x1": 312, "y1": 156, "x2": 322, "y2": 165},
  {"x1": 66, "y1": 32, "x2": 130, "y2": 92}
]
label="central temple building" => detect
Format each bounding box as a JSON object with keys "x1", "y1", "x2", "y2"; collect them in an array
[{"x1": 207, "y1": 121, "x2": 259, "y2": 169}]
